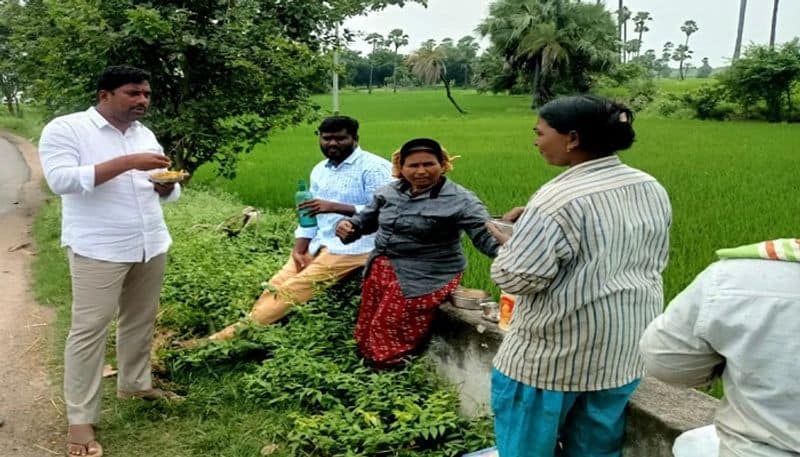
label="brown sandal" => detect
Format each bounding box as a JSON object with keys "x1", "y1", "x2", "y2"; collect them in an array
[{"x1": 117, "y1": 388, "x2": 183, "y2": 401}]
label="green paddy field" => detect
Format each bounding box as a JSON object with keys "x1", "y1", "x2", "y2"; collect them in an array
[{"x1": 196, "y1": 88, "x2": 800, "y2": 301}]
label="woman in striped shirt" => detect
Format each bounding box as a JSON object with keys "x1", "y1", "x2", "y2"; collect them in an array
[{"x1": 486, "y1": 95, "x2": 671, "y2": 457}]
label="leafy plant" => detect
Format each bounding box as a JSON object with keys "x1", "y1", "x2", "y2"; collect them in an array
[
  {"x1": 158, "y1": 190, "x2": 295, "y2": 336},
  {"x1": 719, "y1": 39, "x2": 800, "y2": 122},
  {"x1": 155, "y1": 189, "x2": 494, "y2": 456},
  {"x1": 680, "y1": 83, "x2": 738, "y2": 121},
  {"x1": 7, "y1": 0, "x2": 425, "y2": 177},
  {"x1": 478, "y1": 0, "x2": 618, "y2": 107}
]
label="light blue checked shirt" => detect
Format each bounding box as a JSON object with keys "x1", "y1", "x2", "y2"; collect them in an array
[{"x1": 295, "y1": 147, "x2": 392, "y2": 256}]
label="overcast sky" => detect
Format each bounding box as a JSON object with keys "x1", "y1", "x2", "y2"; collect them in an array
[{"x1": 344, "y1": 0, "x2": 799, "y2": 67}]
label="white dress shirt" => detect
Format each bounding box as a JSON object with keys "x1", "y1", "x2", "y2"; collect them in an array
[
  {"x1": 640, "y1": 259, "x2": 800, "y2": 457},
  {"x1": 39, "y1": 107, "x2": 180, "y2": 263}
]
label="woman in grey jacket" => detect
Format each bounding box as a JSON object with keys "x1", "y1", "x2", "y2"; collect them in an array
[{"x1": 336, "y1": 138, "x2": 498, "y2": 367}]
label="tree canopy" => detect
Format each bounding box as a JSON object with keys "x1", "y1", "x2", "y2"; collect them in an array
[
  {"x1": 720, "y1": 39, "x2": 800, "y2": 122},
  {"x1": 0, "y1": 0, "x2": 25, "y2": 115},
  {"x1": 6, "y1": 0, "x2": 424, "y2": 176},
  {"x1": 478, "y1": 0, "x2": 618, "y2": 108}
]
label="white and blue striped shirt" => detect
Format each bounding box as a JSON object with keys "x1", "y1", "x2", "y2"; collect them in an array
[
  {"x1": 295, "y1": 147, "x2": 392, "y2": 256},
  {"x1": 492, "y1": 155, "x2": 672, "y2": 391}
]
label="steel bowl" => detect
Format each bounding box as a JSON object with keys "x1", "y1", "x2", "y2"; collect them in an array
[{"x1": 450, "y1": 287, "x2": 490, "y2": 310}]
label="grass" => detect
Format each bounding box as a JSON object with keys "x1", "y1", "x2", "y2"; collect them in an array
[
  {"x1": 31, "y1": 196, "x2": 296, "y2": 457},
  {"x1": 587, "y1": 78, "x2": 714, "y2": 113},
  {"x1": 652, "y1": 77, "x2": 713, "y2": 95},
  {"x1": 193, "y1": 89, "x2": 800, "y2": 301},
  {"x1": 0, "y1": 105, "x2": 45, "y2": 140},
  {"x1": 30, "y1": 194, "x2": 322, "y2": 457},
  {"x1": 31, "y1": 190, "x2": 493, "y2": 456},
  {"x1": 24, "y1": 87, "x2": 797, "y2": 450}
]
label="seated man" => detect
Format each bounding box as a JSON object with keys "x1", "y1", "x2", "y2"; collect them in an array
[
  {"x1": 640, "y1": 239, "x2": 800, "y2": 457},
  {"x1": 210, "y1": 115, "x2": 392, "y2": 340}
]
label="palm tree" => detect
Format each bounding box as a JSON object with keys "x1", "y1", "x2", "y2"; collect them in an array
[
  {"x1": 632, "y1": 11, "x2": 653, "y2": 57},
  {"x1": 617, "y1": 0, "x2": 623, "y2": 61},
  {"x1": 676, "y1": 20, "x2": 698, "y2": 80},
  {"x1": 386, "y1": 28, "x2": 408, "y2": 93},
  {"x1": 672, "y1": 44, "x2": 692, "y2": 80},
  {"x1": 697, "y1": 57, "x2": 713, "y2": 78},
  {"x1": 456, "y1": 35, "x2": 480, "y2": 87},
  {"x1": 478, "y1": 0, "x2": 566, "y2": 106},
  {"x1": 479, "y1": 0, "x2": 617, "y2": 107},
  {"x1": 620, "y1": 6, "x2": 631, "y2": 62},
  {"x1": 681, "y1": 20, "x2": 698, "y2": 47},
  {"x1": 769, "y1": 0, "x2": 780, "y2": 49},
  {"x1": 406, "y1": 42, "x2": 467, "y2": 114},
  {"x1": 364, "y1": 32, "x2": 384, "y2": 94},
  {"x1": 518, "y1": 22, "x2": 569, "y2": 103},
  {"x1": 733, "y1": 0, "x2": 747, "y2": 60},
  {"x1": 657, "y1": 41, "x2": 674, "y2": 78}
]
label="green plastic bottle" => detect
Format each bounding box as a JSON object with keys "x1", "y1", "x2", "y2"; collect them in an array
[{"x1": 295, "y1": 179, "x2": 317, "y2": 228}]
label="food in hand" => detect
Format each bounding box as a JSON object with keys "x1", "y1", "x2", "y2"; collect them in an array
[{"x1": 149, "y1": 170, "x2": 188, "y2": 183}]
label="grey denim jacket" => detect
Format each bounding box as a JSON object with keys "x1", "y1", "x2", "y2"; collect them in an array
[{"x1": 344, "y1": 177, "x2": 499, "y2": 297}]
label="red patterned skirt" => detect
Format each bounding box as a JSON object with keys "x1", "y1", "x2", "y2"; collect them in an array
[{"x1": 355, "y1": 256, "x2": 462, "y2": 367}]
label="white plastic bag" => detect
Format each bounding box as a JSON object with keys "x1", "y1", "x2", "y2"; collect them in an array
[
  {"x1": 463, "y1": 447, "x2": 498, "y2": 457},
  {"x1": 672, "y1": 424, "x2": 720, "y2": 457}
]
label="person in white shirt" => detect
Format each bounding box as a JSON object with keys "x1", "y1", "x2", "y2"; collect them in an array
[
  {"x1": 640, "y1": 239, "x2": 800, "y2": 457},
  {"x1": 206, "y1": 116, "x2": 392, "y2": 341},
  {"x1": 39, "y1": 65, "x2": 181, "y2": 457}
]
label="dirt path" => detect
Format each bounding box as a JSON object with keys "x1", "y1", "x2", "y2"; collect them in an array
[{"x1": 0, "y1": 131, "x2": 62, "y2": 456}]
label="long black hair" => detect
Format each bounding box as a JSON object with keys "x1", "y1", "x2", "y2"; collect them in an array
[{"x1": 538, "y1": 95, "x2": 635, "y2": 157}]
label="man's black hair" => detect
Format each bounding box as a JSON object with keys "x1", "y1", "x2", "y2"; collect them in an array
[
  {"x1": 97, "y1": 66, "x2": 151, "y2": 92},
  {"x1": 317, "y1": 116, "x2": 359, "y2": 137}
]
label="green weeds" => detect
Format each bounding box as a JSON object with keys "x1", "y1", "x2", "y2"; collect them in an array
[
  {"x1": 192, "y1": 90, "x2": 800, "y2": 301},
  {"x1": 0, "y1": 106, "x2": 45, "y2": 140},
  {"x1": 32, "y1": 188, "x2": 493, "y2": 456}
]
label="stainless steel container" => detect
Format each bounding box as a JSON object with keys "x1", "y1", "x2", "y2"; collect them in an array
[{"x1": 450, "y1": 287, "x2": 490, "y2": 310}]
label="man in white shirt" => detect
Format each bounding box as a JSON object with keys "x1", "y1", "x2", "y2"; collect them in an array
[
  {"x1": 39, "y1": 65, "x2": 181, "y2": 457},
  {"x1": 640, "y1": 240, "x2": 800, "y2": 457},
  {"x1": 207, "y1": 116, "x2": 392, "y2": 341}
]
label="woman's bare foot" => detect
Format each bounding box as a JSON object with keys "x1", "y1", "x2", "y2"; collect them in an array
[{"x1": 67, "y1": 424, "x2": 103, "y2": 456}]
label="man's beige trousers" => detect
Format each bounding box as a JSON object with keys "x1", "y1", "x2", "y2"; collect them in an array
[
  {"x1": 64, "y1": 250, "x2": 166, "y2": 425},
  {"x1": 210, "y1": 248, "x2": 368, "y2": 340},
  {"x1": 251, "y1": 248, "x2": 368, "y2": 323}
]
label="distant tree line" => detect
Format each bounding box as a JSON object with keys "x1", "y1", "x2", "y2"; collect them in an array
[
  {"x1": 337, "y1": 32, "x2": 480, "y2": 91},
  {"x1": 1, "y1": 0, "x2": 796, "y2": 125}
]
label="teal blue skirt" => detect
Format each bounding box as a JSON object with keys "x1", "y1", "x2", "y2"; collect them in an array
[{"x1": 491, "y1": 369, "x2": 639, "y2": 457}]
